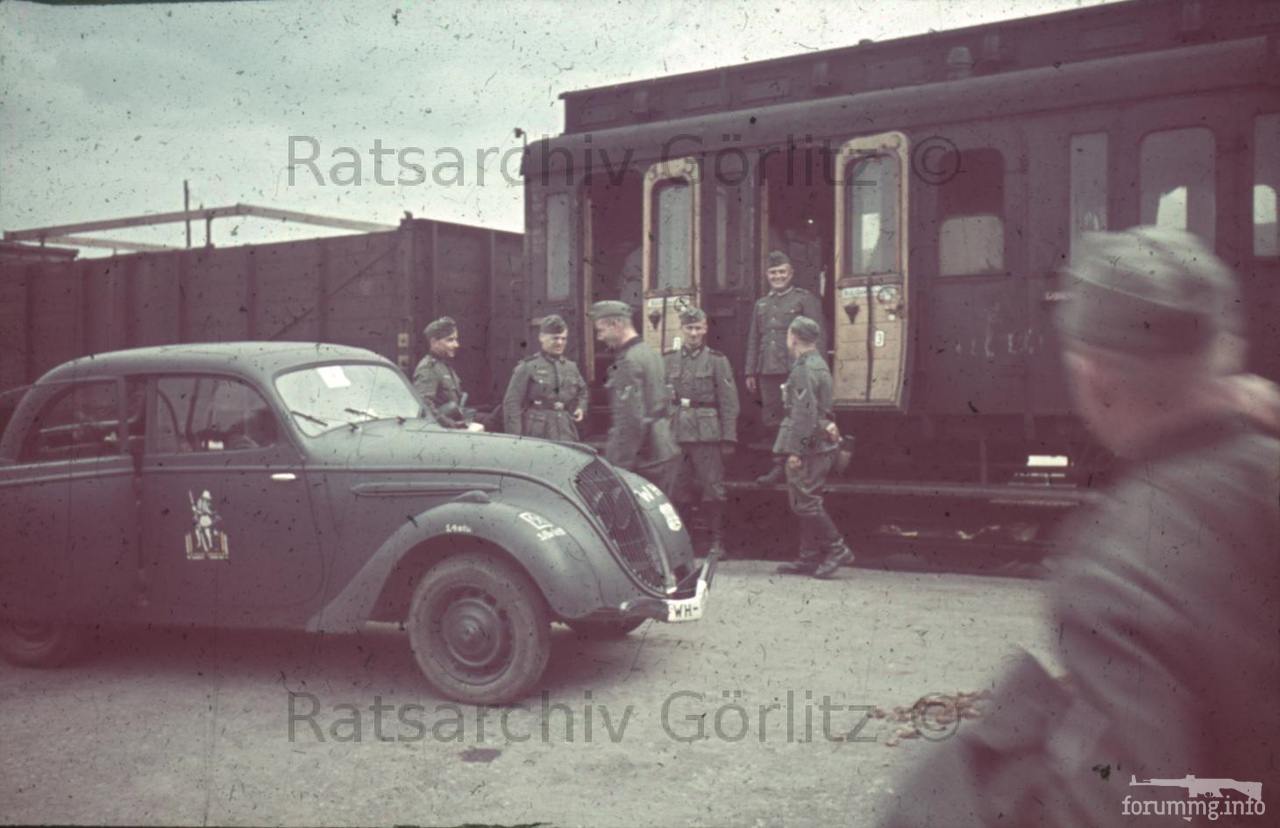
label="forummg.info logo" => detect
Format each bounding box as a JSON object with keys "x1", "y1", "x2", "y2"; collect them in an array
[{"x1": 1123, "y1": 774, "x2": 1265, "y2": 822}]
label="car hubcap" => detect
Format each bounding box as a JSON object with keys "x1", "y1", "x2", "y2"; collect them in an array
[{"x1": 436, "y1": 588, "x2": 511, "y2": 679}]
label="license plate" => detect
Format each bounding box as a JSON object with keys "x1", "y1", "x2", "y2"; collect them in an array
[{"x1": 664, "y1": 574, "x2": 707, "y2": 622}]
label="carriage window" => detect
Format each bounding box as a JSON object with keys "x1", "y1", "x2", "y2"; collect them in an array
[
  {"x1": 654, "y1": 180, "x2": 693, "y2": 291},
  {"x1": 937, "y1": 147, "x2": 1004, "y2": 276},
  {"x1": 1069, "y1": 133, "x2": 1108, "y2": 259},
  {"x1": 545, "y1": 193, "x2": 573, "y2": 302},
  {"x1": 19, "y1": 381, "x2": 120, "y2": 463},
  {"x1": 1255, "y1": 114, "x2": 1279, "y2": 257},
  {"x1": 714, "y1": 183, "x2": 745, "y2": 289},
  {"x1": 155, "y1": 376, "x2": 276, "y2": 453},
  {"x1": 1140, "y1": 127, "x2": 1215, "y2": 246},
  {"x1": 845, "y1": 153, "x2": 900, "y2": 275}
]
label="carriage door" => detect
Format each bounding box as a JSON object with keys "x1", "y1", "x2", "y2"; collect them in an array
[
  {"x1": 833, "y1": 132, "x2": 910, "y2": 408},
  {"x1": 642, "y1": 158, "x2": 701, "y2": 352}
]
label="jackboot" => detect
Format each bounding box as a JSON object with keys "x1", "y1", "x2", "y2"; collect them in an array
[
  {"x1": 776, "y1": 516, "x2": 820, "y2": 575},
  {"x1": 812, "y1": 513, "x2": 854, "y2": 579},
  {"x1": 704, "y1": 501, "x2": 727, "y2": 561},
  {"x1": 755, "y1": 457, "x2": 787, "y2": 486}
]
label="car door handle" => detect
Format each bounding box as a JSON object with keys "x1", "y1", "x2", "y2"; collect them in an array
[{"x1": 271, "y1": 473, "x2": 297, "y2": 482}]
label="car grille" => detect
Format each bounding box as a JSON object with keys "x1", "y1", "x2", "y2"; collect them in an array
[{"x1": 574, "y1": 459, "x2": 665, "y2": 591}]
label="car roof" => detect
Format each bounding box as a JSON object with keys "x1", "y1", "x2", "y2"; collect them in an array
[{"x1": 36, "y1": 342, "x2": 392, "y2": 385}]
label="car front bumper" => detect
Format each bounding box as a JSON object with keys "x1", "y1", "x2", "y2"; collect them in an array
[{"x1": 617, "y1": 557, "x2": 714, "y2": 623}]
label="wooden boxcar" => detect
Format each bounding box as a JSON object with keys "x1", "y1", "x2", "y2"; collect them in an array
[{"x1": 522, "y1": 0, "x2": 1279, "y2": 503}]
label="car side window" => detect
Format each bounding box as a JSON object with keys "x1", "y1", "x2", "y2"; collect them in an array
[
  {"x1": 154, "y1": 376, "x2": 277, "y2": 453},
  {"x1": 19, "y1": 380, "x2": 121, "y2": 463}
]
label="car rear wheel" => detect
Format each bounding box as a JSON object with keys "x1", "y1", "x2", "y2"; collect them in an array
[
  {"x1": 407, "y1": 552, "x2": 550, "y2": 705},
  {"x1": 566, "y1": 618, "x2": 647, "y2": 639},
  {"x1": 0, "y1": 619, "x2": 83, "y2": 667}
]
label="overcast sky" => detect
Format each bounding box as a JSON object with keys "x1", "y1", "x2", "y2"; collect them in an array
[{"x1": 1, "y1": 0, "x2": 1116, "y2": 252}]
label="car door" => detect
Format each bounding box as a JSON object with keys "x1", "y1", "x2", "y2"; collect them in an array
[
  {"x1": 0, "y1": 377, "x2": 140, "y2": 621},
  {"x1": 142, "y1": 373, "x2": 323, "y2": 627}
]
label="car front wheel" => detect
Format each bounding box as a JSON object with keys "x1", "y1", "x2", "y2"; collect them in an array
[
  {"x1": 0, "y1": 619, "x2": 83, "y2": 667},
  {"x1": 408, "y1": 552, "x2": 550, "y2": 705}
]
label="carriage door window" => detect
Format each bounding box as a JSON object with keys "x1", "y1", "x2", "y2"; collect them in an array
[
  {"x1": 1255, "y1": 114, "x2": 1279, "y2": 257},
  {"x1": 1069, "y1": 133, "x2": 1108, "y2": 259},
  {"x1": 1139, "y1": 127, "x2": 1215, "y2": 247},
  {"x1": 937, "y1": 148, "x2": 1005, "y2": 276},
  {"x1": 833, "y1": 132, "x2": 909, "y2": 409},
  {"x1": 642, "y1": 158, "x2": 700, "y2": 352},
  {"x1": 545, "y1": 193, "x2": 574, "y2": 303}
]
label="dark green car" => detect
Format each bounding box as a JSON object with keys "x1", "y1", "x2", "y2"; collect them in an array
[{"x1": 0, "y1": 343, "x2": 709, "y2": 703}]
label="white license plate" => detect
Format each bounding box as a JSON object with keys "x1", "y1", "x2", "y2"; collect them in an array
[{"x1": 664, "y1": 576, "x2": 707, "y2": 622}]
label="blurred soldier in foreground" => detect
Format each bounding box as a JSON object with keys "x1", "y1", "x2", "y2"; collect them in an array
[
  {"x1": 502, "y1": 314, "x2": 588, "y2": 442},
  {"x1": 773, "y1": 316, "x2": 852, "y2": 579},
  {"x1": 413, "y1": 317, "x2": 482, "y2": 431},
  {"x1": 590, "y1": 300, "x2": 679, "y2": 496},
  {"x1": 746, "y1": 250, "x2": 824, "y2": 485},
  {"x1": 664, "y1": 306, "x2": 740, "y2": 559},
  {"x1": 879, "y1": 227, "x2": 1280, "y2": 826}
]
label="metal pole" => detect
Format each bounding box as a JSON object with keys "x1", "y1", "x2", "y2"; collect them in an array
[{"x1": 184, "y1": 180, "x2": 191, "y2": 248}]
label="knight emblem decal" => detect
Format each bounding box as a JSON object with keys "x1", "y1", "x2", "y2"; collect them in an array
[{"x1": 185, "y1": 489, "x2": 230, "y2": 560}]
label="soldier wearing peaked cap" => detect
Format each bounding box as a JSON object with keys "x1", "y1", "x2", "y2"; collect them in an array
[
  {"x1": 664, "y1": 305, "x2": 740, "y2": 559},
  {"x1": 501, "y1": 315, "x2": 589, "y2": 442},
  {"x1": 746, "y1": 250, "x2": 824, "y2": 484},
  {"x1": 879, "y1": 227, "x2": 1280, "y2": 827},
  {"x1": 590, "y1": 300, "x2": 679, "y2": 495},
  {"x1": 413, "y1": 316, "x2": 479, "y2": 430}
]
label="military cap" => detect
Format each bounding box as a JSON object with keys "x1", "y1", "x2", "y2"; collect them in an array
[
  {"x1": 423, "y1": 316, "x2": 458, "y2": 341},
  {"x1": 678, "y1": 306, "x2": 707, "y2": 325},
  {"x1": 1056, "y1": 227, "x2": 1239, "y2": 357},
  {"x1": 538, "y1": 314, "x2": 568, "y2": 335},
  {"x1": 589, "y1": 300, "x2": 632, "y2": 320},
  {"x1": 788, "y1": 315, "x2": 821, "y2": 343},
  {"x1": 766, "y1": 250, "x2": 792, "y2": 269}
]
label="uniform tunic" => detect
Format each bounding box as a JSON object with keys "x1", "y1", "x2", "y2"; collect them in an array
[
  {"x1": 773, "y1": 349, "x2": 837, "y2": 518},
  {"x1": 412, "y1": 355, "x2": 466, "y2": 428},
  {"x1": 605, "y1": 336, "x2": 679, "y2": 492},
  {"x1": 501, "y1": 351, "x2": 589, "y2": 441},
  {"x1": 664, "y1": 344, "x2": 740, "y2": 503},
  {"x1": 745, "y1": 286, "x2": 824, "y2": 427}
]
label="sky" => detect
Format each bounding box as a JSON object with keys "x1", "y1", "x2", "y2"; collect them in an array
[{"x1": 1, "y1": 0, "x2": 1118, "y2": 253}]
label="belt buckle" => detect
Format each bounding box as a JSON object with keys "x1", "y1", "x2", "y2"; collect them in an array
[
  {"x1": 680, "y1": 398, "x2": 691, "y2": 408},
  {"x1": 553, "y1": 401, "x2": 565, "y2": 411}
]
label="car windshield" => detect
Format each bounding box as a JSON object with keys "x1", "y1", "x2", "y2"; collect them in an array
[{"x1": 274, "y1": 363, "x2": 425, "y2": 436}]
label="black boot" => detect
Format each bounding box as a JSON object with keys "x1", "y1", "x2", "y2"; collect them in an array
[
  {"x1": 776, "y1": 517, "x2": 820, "y2": 574},
  {"x1": 812, "y1": 513, "x2": 854, "y2": 579},
  {"x1": 705, "y1": 501, "x2": 727, "y2": 561},
  {"x1": 755, "y1": 457, "x2": 786, "y2": 486}
]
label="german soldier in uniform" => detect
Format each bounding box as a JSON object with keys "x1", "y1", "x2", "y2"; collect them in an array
[
  {"x1": 664, "y1": 306, "x2": 740, "y2": 559},
  {"x1": 773, "y1": 315, "x2": 853, "y2": 579},
  {"x1": 589, "y1": 300, "x2": 679, "y2": 496},
  {"x1": 502, "y1": 314, "x2": 588, "y2": 442},
  {"x1": 745, "y1": 250, "x2": 824, "y2": 484},
  {"x1": 413, "y1": 316, "x2": 480, "y2": 430}
]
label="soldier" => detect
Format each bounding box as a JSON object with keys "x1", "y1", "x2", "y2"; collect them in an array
[
  {"x1": 664, "y1": 306, "x2": 740, "y2": 559},
  {"x1": 501, "y1": 314, "x2": 589, "y2": 442},
  {"x1": 773, "y1": 315, "x2": 853, "y2": 579},
  {"x1": 878, "y1": 228, "x2": 1280, "y2": 826},
  {"x1": 589, "y1": 300, "x2": 679, "y2": 496},
  {"x1": 745, "y1": 250, "x2": 824, "y2": 484},
  {"x1": 412, "y1": 316, "x2": 481, "y2": 431}
]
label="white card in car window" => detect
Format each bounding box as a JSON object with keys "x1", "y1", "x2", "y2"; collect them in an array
[{"x1": 317, "y1": 366, "x2": 351, "y2": 388}]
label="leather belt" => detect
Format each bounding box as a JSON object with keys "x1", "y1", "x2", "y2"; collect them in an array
[
  {"x1": 531, "y1": 400, "x2": 566, "y2": 410},
  {"x1": 679, "y1": 399, "x2": 717, "y2": 409}
]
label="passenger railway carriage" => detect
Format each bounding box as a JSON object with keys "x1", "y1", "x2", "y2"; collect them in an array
[{"x1": 523, "y1": 0, "x2": 1279, "y2": 503}]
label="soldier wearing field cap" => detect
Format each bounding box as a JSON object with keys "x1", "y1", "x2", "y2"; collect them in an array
[
  {"x1": 664, "y1": 306, "x2": 740, "y2": 559},
  {"x1": 772, "y1": 315, "x2": 852, "y2": 578},
  {"x1": 879, "y1": 227, "x2": 1280, "y2": 827},
  {"x1": 501, "y1": 314, "x2": 589, "y2": 442},
  {"x1": 746, "y1": 250, "x2": 824, "y2": 485},
  {"x1": 413, "y1": 316, "x2": 479, "y2": 430},
  {"x1": 590, "y1": 299, "x2": 679, "y2": 495}
]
